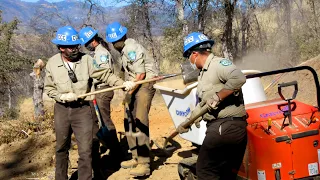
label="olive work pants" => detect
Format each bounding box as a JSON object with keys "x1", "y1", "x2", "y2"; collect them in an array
[
  {"x1": 196, "y1": 118, "x2": 247, "y2": 180},
  {"x1": 124, "y1": 82, "x2": 156, "y2": 164},
  {"x1": 94, "y1": 86, "x2": 116, "y2": 130},
  {"x1": 54, "y1": 101, "x2": 93, "y2": 180}
]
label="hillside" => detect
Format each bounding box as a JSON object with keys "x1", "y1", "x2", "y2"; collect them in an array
[
  {"x1": 0, "y1": 0, "x2": 173, "y2": 34},
  {"x1": 263, "y1": 55, "x2": 320, "y2": 107}
]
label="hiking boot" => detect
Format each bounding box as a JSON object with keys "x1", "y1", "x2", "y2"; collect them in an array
[
  {"x1": 120, "y1": 159, "x2": 138, "y2": 169},
  {"x1": 129, "y1": 163, "x2": 150, "y2": 177}
]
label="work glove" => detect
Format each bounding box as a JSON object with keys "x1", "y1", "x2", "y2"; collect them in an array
[
  {"x1": 123, "y1": 81, "x2": 136, "y2": 91},
  {"x1": 206, "y1": 93, "x2": 220, "y2": 112},
  {"x1": 60, "y1": 93, "x2": 78, "y2": 102},
  {"x1": 194, "y1": 116, "x2": 203, "y2": 128},
  {"x1": 122, "y1": 93, "x2": 132, "y2": 105},
  {"x1": 177, "y1": 119, "x2": 191, "y2": 134},
  {"x1": 191, "y1": 101, "x2": 206, "y2": 128}
]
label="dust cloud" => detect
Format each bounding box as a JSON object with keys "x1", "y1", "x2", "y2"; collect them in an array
[{"x1": 235, "y1": 50, "x2": 293, "y2": 72}]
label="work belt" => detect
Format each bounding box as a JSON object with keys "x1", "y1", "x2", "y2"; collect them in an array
[
  {"x1": 96, "y1": 84, "x2": 111, "y2": 89},
  {"x1": 57, "y1": 99, "x2": 89, "y2": 108},
  {"x1": 206, "y1": 115, "x2": 247, "y2": 127},
  {"x1": 219, "y1": 116, "x2": 247, "y2": 121}
]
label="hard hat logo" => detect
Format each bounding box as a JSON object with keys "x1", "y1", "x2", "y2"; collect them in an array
[
  {"x1": 78, "y1": 26, "x2": 98, "y2": 46},
  {"x1": 84, "y1": 30, "x2": 94, "y2": 38},
  {"x1": 108, "y1": 32, "x2": 118, "y2": 39},
  {"x1": 198, "y1": 34, "x2": 209, "y2": 41},
  {"x1": 184, "y1": 36, "x2": 194, "y2": 46},
  {"x1": 71, "y1": 35, "x2": 79, "y2": 41},
  {"x1": 58, "y1": 34, "x2": 67, "y2": 41}
]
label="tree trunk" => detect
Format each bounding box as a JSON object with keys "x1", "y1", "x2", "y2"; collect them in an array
[
  {"x1": 253, "y1": 13, "x2": 264, "y2": 51},
  {"x1": 142, "y1": 0, "x2": 160, "y2": 71},
  {"x1": 30, "y1": 61, "x2": 45, "y2": 121},
  {"x1": 176, "y1": 0, "x2": 188, "y2": 36},
  {"x1": 283, "y1": 0, "x2": 292, "y2": 47},
  {"x1": 197, "y1": 0, "x2": 209, "y2": 32},
  {"x1": 222, "y1": 0, "x2": 237, "y2": 61},
  {"x1": 241, "y1": 14, "x2": 248, "y2": 57},
  {"x1": 309, "y1": 0, "x2": 318, "y2": 34}
]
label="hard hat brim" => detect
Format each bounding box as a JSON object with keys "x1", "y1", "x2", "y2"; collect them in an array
[
  {"x1": 80, "y1": 30, "x2": 98, "y2": 46},
  {"x1": 183, "y1": 39, "x2": 214, "y2": 58},
  {"x1": 106, "y1": 27, "x2": 127, "y2": 43}
]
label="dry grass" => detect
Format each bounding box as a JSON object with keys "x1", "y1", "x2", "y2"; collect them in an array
[{"x1": 0, "y1": 98, "x2": 54, "y2": 145}]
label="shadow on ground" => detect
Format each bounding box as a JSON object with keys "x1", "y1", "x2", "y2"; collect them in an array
[{"x1": 0, "y1": 134, "x2": 54, "y2": 180}]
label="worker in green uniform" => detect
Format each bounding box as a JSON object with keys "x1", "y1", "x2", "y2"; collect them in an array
[
  {"x1": 79, "y1": 27, "x2": 124, "y2": 175},
  {"x1": 177, "y1": 32, "x2": 248, "y2": 180},
  {"x1": 44, "y1": 25, "x2": 136, "y2": 180},
  {"x1": 105, "y1": 21, "x2": 159, "y2": 177}
]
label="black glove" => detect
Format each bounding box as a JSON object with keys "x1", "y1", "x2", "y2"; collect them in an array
[{"x1": 122, "y1": 93, "x2": 132, "y2": 105}]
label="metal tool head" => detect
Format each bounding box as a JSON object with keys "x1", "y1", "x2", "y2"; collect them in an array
[
  {"x1": 180, "y1": 61, "x2": 200, "y2": 84},
  {"x1": 152, "y1": 137, "x2": 180, "y2": 157},
  {"x1": 160, "y1": 73, "x2": 183, "y2": 79}
]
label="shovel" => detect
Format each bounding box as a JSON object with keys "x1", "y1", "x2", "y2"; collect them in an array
[
  {"x1": 153, "y1": 104, "x2": 209, "y2": 151},
  {"x1": 92, "y1": 99, "x2": 109, "y2": 148}
]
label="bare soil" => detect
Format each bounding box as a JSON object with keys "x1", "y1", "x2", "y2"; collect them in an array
[
  {"x1": 1, "y1": 54, "x2": 320, "y2": 180},
  {"x1": 0, "y1": 93, "x2": 194, "y2": 180}
]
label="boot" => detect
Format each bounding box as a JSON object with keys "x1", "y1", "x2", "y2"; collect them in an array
[
  {"x1": 129, "y1": 163, "x2": 150, "y2": 177},
  {"x1": 120, "y1": 158, "x2": 138, "y2": 169}
]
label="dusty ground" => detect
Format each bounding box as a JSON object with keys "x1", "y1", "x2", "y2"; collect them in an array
[
  {"x1": 106, "y1": 94, "x2": 196, "y2": 180},
  {"x1": 1, "y1": 54, "x2": 320, "y2": 180},
  {"x1": 0, "y1": 92, "x2": 194, "y2": 180}
]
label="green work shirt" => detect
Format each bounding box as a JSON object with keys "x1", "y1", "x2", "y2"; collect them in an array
[
  {"x1": 197, "y1": 53, "x2": 247, "y2": 120},
  {"x1": 93, "y1": 44, "x2": 114, "y2": 87},
  {"x1": 44, "y1": 53, "x2": 124, "y2": 102},
  {"x1": 120, "y1": 38, "x2": 158, "y2": 81}
]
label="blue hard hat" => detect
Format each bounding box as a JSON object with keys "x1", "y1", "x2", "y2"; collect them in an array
[
  {"x1": 105, "y1": 22, "x2": 127, "y2": 43},
  {"x1": 79, "y1": 26, "x2": 98, "y2": 45},
  {"x1": 183, "y1": 32, "x2": 214, "y2": 57},
  {"x1": 51, "y1": 26, "x2": 81, "y2": 45}
]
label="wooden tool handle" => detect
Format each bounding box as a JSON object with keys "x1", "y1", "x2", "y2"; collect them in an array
[{"x1": 77, "y1": 76, "x2": 165, "y2": 98}]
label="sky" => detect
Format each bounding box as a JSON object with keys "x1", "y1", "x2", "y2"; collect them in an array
[
  {"x1": 21, "y1": 0, "x2": 64, "y2": 2},
  {"x1": 20, "y1": 0, "x2": 127, "y2": 7},
  {"x1": 20, "y1": 0, "x2": 128, "y2": 7}
]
